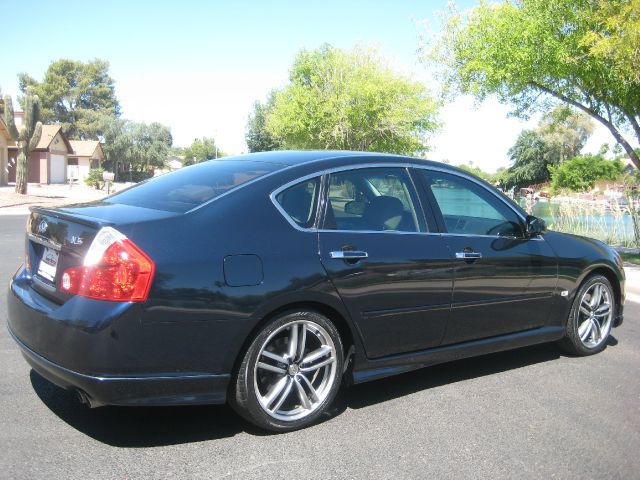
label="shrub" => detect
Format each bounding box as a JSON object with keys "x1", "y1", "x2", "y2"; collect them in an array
[
  {"x1": 85, "y1": 168, "x2": 105, "y2": 189},
  {"x1": 549, "y1": 155, "x2": 624, "y2": 192}
]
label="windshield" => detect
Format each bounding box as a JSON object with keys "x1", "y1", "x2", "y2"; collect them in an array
[{"x1": 107, "y1": 160, "x2": 283, "y2": 212}]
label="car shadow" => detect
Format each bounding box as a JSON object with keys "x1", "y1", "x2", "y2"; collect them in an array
[
  {"x1": 327, "y1": 342, "x2": 563, "y2": 416},
  {"x1": 31, "y1": 340, "x2": 605, "y2": 446},
  {"x1": 29, "y1": 370, "x2": 263, "y2": 447}
]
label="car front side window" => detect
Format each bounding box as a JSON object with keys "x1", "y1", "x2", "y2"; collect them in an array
[{"x1": 421, "y1": 170, "x2": 523, "y2": 237}]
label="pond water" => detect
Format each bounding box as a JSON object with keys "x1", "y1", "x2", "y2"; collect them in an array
[{"x1": 518, "y1": 199, "x2": 638, "y2": 245}]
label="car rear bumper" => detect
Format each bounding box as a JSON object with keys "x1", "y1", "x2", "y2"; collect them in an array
[
  {"x1": 7, "y1": 268, "x2": 230, "y2": 407},
  {"x1": 9, "y1": 327, "x2": 229, "y2": 407}
]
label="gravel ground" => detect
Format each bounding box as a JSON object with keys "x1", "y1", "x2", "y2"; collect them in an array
[{"x1": 1, "y1": 214, "x2": 639, "y2": 479}]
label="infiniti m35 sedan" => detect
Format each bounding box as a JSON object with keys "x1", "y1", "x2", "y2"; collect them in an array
[{"x1": 8, "y1": 151, "x2": 625, "y2": 431}]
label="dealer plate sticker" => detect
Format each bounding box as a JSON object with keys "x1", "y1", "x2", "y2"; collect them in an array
[{"x1": 37, "y1": 247, "x2": 59, "y2": 282}]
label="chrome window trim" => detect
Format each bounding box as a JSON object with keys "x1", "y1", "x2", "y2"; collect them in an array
[
  {"x1": 268, "y1": 160, "x2": 535, "y2": 239},
  {"x1": 270, "y1": 163, "x2": 418, "y2": 233},
  {"x1": 270, "y1": 172, "x2": 325, "y2": 233}
]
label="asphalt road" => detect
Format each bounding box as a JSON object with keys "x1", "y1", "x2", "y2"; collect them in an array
[{"x1": 1, "y1": 213, "x2": 639, "y2": 479}]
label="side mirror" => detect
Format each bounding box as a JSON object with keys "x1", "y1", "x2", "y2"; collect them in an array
[{"x1": 525, "y1": 215, "x2": 546, "y2": 237}]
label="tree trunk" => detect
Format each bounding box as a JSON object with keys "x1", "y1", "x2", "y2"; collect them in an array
[{"x1": 14, "y1": 148, "x2": 28, "y2": 195}]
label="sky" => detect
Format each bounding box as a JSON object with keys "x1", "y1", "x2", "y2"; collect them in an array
[{"x1": 1, "y1": 0, "x2": 618, "y2": 172}]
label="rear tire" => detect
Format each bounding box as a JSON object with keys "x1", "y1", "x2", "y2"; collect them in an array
[
  {"x1": 558, "y1": 275, "x2": 615, "y2": 356},
  {"x1": 230, "y1": 310, "x2": 344, "y2": 432}
]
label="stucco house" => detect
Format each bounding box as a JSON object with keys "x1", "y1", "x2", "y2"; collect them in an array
[
  {"x1": 8, "y1": 124, "x2": 73, "y2": 184},
  {"x1": 68, "y1": 140, "x2": 105, "y2": 183}
]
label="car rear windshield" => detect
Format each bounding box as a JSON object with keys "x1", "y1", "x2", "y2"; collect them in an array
[{"x1": 107, "y1": 160, "x2": 282, "y2": 212}]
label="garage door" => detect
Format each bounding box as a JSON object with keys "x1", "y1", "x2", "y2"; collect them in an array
[{"x1": 50, "y1": 154, "x2": 66, "y2": 183}]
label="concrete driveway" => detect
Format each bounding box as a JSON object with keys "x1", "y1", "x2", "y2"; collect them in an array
[{"x1": 1, "y1": 214, "x2": 638, "y2": 479}]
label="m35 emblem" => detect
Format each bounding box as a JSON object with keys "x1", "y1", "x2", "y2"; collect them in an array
[{"x1": 69, "y1": 236, "x2": 84, "y2": 245}]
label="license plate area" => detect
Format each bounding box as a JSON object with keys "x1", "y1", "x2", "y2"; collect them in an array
[{"x1": 37, "y1": 246, "x2": 59, "y2": 283}]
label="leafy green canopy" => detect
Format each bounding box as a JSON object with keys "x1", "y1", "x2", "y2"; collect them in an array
[
  {"x1": 549, "y1": 154, "x2": 624, "y2": 191},
  {"x1": 19, "y1": 59, "x2": 120, "y2": 140},
  {"x1": 265, "y1": 44, "x2": 440, "y2": 155},
  {"x1": 430, "y1": 0, "x2": 640, "y2": 168},
  {"x1": 99, "y1": 116, "x2": 172, "y2": 177},
  {"x1": 246, "y1": 95, "x2": 282, "y2": 153}
]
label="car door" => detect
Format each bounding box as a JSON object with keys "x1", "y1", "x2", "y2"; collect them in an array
[
  {"x1": 417, "y1": 169, "x2": 558, "y2": 345},
  {"x1": 318, "y1": 166, "x2": 453, "y2": 358}
]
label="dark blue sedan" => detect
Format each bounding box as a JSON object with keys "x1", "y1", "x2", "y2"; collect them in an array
[{"x1": 7, "y1": 151, "x2": 625, "y2": 431}]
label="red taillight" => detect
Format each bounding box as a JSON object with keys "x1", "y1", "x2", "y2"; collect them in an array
[{"x1": 60, "y1": 228, "x2": 154, "y2": 302}]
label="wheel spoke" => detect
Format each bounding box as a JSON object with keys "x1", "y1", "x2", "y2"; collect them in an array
[
  {"x1": 301, "y1": 345, "x2": 333, "y2": 365},
  {"x1": 593, "y1": 304, "x2": 611, "y2": 317},
  {"x1": 288, "y1": 324, "x2": 298, "y2": 359},
  {"x1": 578, "y1": 319, "x2": 594, "y2": 341},
  {"x1": 591, "y1": 318, "x2": 602, "y2": 341},
  {"x1": 270, "y1": 378, "x2": 294, "y2": 412},
  {"x1": 263, "y1": 376, "x2": 289, "y2": 408},
  {"x1": 579, "y1": 304, "x2": 591, "y2": 317},
  {"x1": 590, "y1": 285, "x2": 602, "y2": 309},
  {"x1": 296, "y1": 323, "x2": 307, "y2": 362},
  {"x1": 261, "y1": 350, "x2": 287, "y2": 364},
  {"x1": 294, "y1": 378, "x2": 312, "y2": 410},
  {"x1": 300, "y1": 356, "x2": 335, "y2": 373},
  {"x1": 257, "y1": 362, "x2": 287, "y2": 375},
  {"x1": 298, "y1": 374, "x2": 319, "y2": 403}
]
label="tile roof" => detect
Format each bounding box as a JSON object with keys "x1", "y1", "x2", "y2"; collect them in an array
[{"x1": 69, "y1": 140, "x2": 101, "y2": 157}]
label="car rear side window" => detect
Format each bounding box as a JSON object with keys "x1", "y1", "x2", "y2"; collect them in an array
[
  {"x1": 324, "y1": 168, "x2": 426, "y2": 232},
  {"x1": 275, "y1": 177, "x2": 321, "y2": 229},
  {"x1": 107, "y1": 160, "x2": 281, "y2": 212}
]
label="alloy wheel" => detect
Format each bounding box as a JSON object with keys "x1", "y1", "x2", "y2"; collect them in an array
[
  {"x1": 576, "y1": 282, "x2": 613, "y2": 349},
  {"x1": 253, "y1": 320, "x2": 338, "y2": 421}
]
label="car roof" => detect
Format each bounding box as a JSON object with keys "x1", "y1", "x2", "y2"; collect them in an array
[{"x1": 219, "y1": 150, "x2": 451, "y2": 169}]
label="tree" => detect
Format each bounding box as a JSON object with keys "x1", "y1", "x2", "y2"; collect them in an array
[
  {"x1": 3, "y1": 88, "x2": 42, "y2": 194},
  {"x1": 133, "y1": 122, "x2": 172, "y2": 171},
  {"x1": 183, "y1": 137, "x2": 225, "y2": 165},
  {"x1": 456, "y1": 162, "x2": 494, "y2": 181},
  {"x1": 19, "y1": 58, "x2": 120, "y2": 140},
  {"x1": 99, "y1": 116, "x2": 133, "y2": 180},
  {"x1": 99, "y1": 116, "x2": 172, "y2": 180},
  {"x1": 503, "y1": 130, "x2": 550, "y2": 189},
  {"x1": 266, "y1": 44, "x2": 440, "y2": 154},
  {"x1": 538, "y1": 106, "x2": 595, "y2": 163},
  {"x1": 500, "y1": 106, "x2": 594, "y2": 189},
  {"x1": 429, "y1": 0, "x2": 640, "y2": 169},
  {"x1": 246, "y1": 95, "x2": 282, "y2": 152},
  {"x1": 549, "y1": 155, "x2": 624, "y2": 191}
]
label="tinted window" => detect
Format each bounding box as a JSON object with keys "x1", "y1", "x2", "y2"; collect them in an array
[
  {"x1": 324, "y1": 168, "x2": 426, "y2": 232},
  {"x1": 107, "y1": 160, "x2": 281, "y2": 212},
  {"x1": 275, "y1": 177, "x2": 320, "y2": 228},
  {"x1": 421, "y1": 170, "x2": 523, "y2": 237}
]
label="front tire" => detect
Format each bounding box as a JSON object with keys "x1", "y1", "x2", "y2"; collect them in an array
[
  {"x1": 559, "y1": 275, "x2": 615, "y2": 356},
  {"x1": 231, "y1": 310, "x2": 344, "y2": 432}
]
